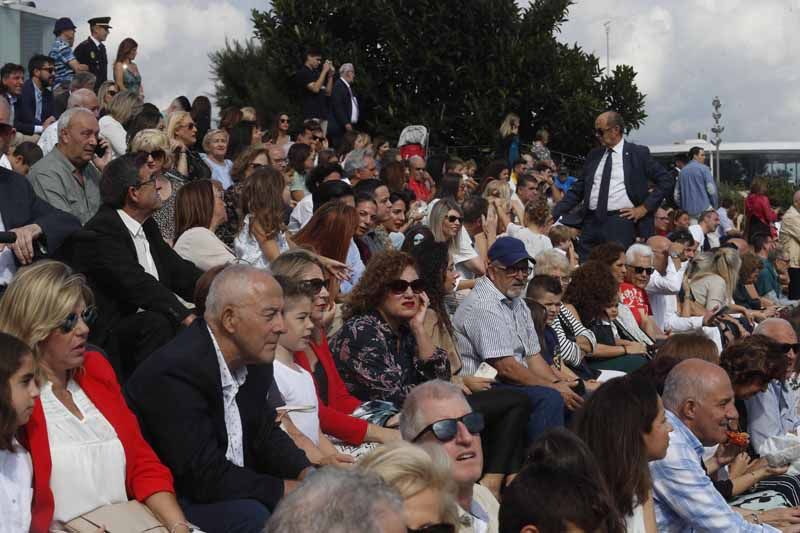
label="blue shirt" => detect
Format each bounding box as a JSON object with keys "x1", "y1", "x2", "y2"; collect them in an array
[
  {"x1": 341, "y1": 239, "x2": 364, "y2": 294},
  {"x1": 675, "y1": 160, "x2": 718, "y2": 216},
  {"x1": 49, "y1": 37, "x2": 76, "y2": 86},
  {"x1": 553, "y1": 175, "x2": 576, "y2": 193},
  {"x1": 744, "y1": 380, "x2": 800, "y2": 455},
  {"x1": 650, "y1": 410, "x2": 779, "y2": 533}
]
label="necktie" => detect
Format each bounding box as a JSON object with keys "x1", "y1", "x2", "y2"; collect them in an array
[
  {"x1": 595, "y1": 148, "x2": 614, "y2": 221},
  {"x1": 703, "y1": 234, "x2": 711, "y2": 252}
]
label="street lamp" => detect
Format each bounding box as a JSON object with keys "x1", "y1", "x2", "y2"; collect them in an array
[{"x1": 710, "y1": 96, "x2": 724, "y2": 189}]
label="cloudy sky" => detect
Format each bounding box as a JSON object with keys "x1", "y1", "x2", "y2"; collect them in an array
[{"x1": 35, "y1": 0, "x2": 800, "y2": 146}]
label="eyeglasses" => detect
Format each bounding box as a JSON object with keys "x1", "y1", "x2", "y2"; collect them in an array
[
  {"x1": 249, "y1": 162, "x2": 266, "y2": 170},
  {"x1": 387, "y1": 278, "x2": 426, "y2": 295},
  {"x1": 279, "y1": 118, "x2": 289, "y2": 124},
  {"x1": 630, "y1": 266, "x2": 655, "y2": 275},
  {"x1": 446, "y1": 215, "x2": 463, "y2": 224},
  {"x1": 407, "y1": 525, "x2": 456, "y2": 533},
  {"x1": 139, "y1": 149, "x2": 166, "y2": 161},
  {"x1": 181, "y1": 122, "x2": 197, "y2": 130},
  {"x1": 411, "y1": 412, "x2": 485, "y2": 443},
  {"x1": 778, "y1": 343, "x2": 800, "y2": 353},
  {"x1": 494, "y1": 263, "x2": 532, "y2": 277},
  {"x1": 134, "y1": 175, "x2": 158, "y2": 189},
  {"x1": 312, "y1": 136, "x2": 324, "y2": 142},
  {"x1": 108, "y1": 90, "x2": 118, "y2": 96},
  {"x1": 60, "y1": 306, "x2": 97, "y2": 333},
  {"x1": 300, "y1": 278, "x2": 329, "y2": 294}
]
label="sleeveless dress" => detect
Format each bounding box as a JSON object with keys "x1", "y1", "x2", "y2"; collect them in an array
[{"x1": 121, "y1": 63, "x2": 142, "y2": 94}]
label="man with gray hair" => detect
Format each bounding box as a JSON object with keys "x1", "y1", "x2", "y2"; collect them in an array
[
  {"x1": 38, "y1": 87, "x2": 100, "y2": 156},
  {"x1": 28, "y1": 105, "x2": 111, "y2": 224},
  {"x1": 401, "y1": 380, "x2": 518, "y2": 532},
  {"x1": 126, "y1": 264, "x2": 314, "y2": 533},
  {"x1": 265, "y1": 467, "x2": 405, "y2": 533},
  {"x1": 328, "y1": 62, "x2": 359, "y2": 148},
  {"x1": 621, "y1": 242, "x2": 666, "y2": 340},
  {"x1": 343, "y1": 148, "x2": 376, "y2": 187},
  {"x1": 53, "y1": 69, "x2": 96, "y2": 119},
  {"x1": 651, "y1": 359, "x2": 788, "y2": 532}
]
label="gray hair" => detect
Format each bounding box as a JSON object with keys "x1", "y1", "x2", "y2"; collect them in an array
[
  {"x1": 339, "y1": 62, "x2": 355, "y2": 76},
  {"x1": 343, "y1": 148, "x2": 369, "y2": 178},
  {"x1": 57, "y1": 107, "x2": 94, "y2": 137},
  {"x1": 264, "y1": 467, "x2": 404, "y2": 533},
  {"x1": 70, "y1": 71, "x2": 96, "y2": 91},
  {"x1": 754, "y1": 317, "x2": 794, "y2": 337},
  {"x1": 399, "y1": 380, "x2": 469, "y2": 441},
  {"x1": 626, "y1": 243, "x2": 653, "y2": 265},
  {"x1": 408, "y1": 155, "x2": 425, "y2": 166},
  {"x1": 662, "y1": 359, "x2": 717, "y2": 412},
  {"x1": 99, "y1": 152, "x2": 145, "y2": 209},
  {"x1": 534, "y1": 249, "x2": 570, "y2": 276},
  {"x1": 67, "y1": 88, "x2": 97, "y2": 109},
  {"x1": 204, "y1": 264, "x2": 272, "y2": 321}
]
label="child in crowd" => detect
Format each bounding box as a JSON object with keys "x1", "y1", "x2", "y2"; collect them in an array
[
  {"x1": 271, "y1": 277, "x2": 354, "y2": 466},
  {"x1": 0, "y1": 332, "x2": 40, "y2": 533},
  {"x1": 548, "y1": 224, "x2": 579, "y2": 268}
]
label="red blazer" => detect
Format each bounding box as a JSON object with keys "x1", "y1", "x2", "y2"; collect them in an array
[
  {"x1": 24, "y1": 351, "x2": 174, "y2": 533},
  {"x1": 294, "y1": 333, "x2": 368, "y2": 445}
]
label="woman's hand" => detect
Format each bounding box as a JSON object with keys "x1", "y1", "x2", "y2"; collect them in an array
[
  {"x1": 622, "y1": 342, "x2": 648, "y2": 355},
  {"x1": 409, "y1": 291, "x2": 429, "y2": 331},
  {"x1": 462, "y1": 376, "x2": 495, "y2": 393},
  {"x1": 758, "y1": 507, "x2": 800, "y2": 528},
  {"x1": 170, "y1": 138, "x2": 186, "y2": 152},
  {"x1": 318, "y1": 256, "x2": 352, "y2": 282},
  {"x1": 728, "y1": 451, "x2": 755, "y2": 479},
  {"x1": 482, "y1": 206, "x2": 498, "y2": 238},
  {"x1": 318, "y1": 453, "x2": 356, "y2": 467}
]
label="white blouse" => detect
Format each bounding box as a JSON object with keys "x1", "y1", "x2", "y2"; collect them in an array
[
  {"x1": 0, "y1": 439, "x2": 33, "y2": 533},
  {"x1": 42, "y1": 380, "x2": 128, "y2": 524}
]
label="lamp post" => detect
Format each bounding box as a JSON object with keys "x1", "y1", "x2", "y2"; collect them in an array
[{"x1": 710, "y1": 96, "x2": 724, "y2": 189}]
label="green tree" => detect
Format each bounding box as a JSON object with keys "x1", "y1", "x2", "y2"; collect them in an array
[{"x1": 212, "y1": 0, "x2": 647, "y2": 159}]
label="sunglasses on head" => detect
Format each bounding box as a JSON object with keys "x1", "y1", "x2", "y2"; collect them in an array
[
  {"x1": 412, "y1": 412, "x2": 485, "y2": 443},
  {"x1": 300, "y1": 278, "x2": 329, "y2": 294},
  {"x1": 407, "y1": 525, "x2": 456, "y2": 533},
  {"x1": 778, "y1": 343, "x2": 800, "y2": 353},
  {"x1": 388, "y1": 278, "x2": 426, "y2": 295},
  {"x1": 630, "y1": 266, "x2": 655, "y2": 275},
  {"x1": 446, "y1": 215, "x2": 463, "y2": 224},
  {"x1": 60, "y1": 306, "x2": 97, "y2": 333}
]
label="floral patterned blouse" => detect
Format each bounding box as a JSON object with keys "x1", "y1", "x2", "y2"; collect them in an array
[{"x1": 330, "y1": 311, "x2": 450, "y2": 406}]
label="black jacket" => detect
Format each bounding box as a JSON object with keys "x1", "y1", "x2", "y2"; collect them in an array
[
  {"x1": 124, "y1": 320, "x2": 311, "y2": 507},
  {"x1": 73, "y1": 205, "x2": 201, "y2": 346},
  {"x1": 327, "y1": 78, "x2": 355, "y2": 138},
  {"x1": 74, "y1": 37, "x2": 108, "y2": 91},
  {"x1": 0, "y1": 167, "x2": 79, "y2": 260},
  {"x1": 552, "y1": 140, "x2": 673, "y2": 222},
  {"x1": 14, "y1": 79, "x2": 54, "y2": 135}
]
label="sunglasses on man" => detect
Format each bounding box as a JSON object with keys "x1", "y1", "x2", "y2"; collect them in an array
[{"x1": 411, "y1": 412, "x2": 485, "y2": 443}]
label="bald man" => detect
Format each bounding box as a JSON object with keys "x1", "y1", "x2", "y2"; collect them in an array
[
  {"x1": 745, "y1": 318, "x2": 800, "y2": 454},
  {"x1": 552, "y1": 111, "x2": 673, "y2": 261},
  {"x1": 779, "y1": 190, "x2": 800, "y2": 299},
  {"x1": 651, "y1": 359, "x2": 783, "y2": 532},
  {"x1": 125, "y1": 265, "x2": 314, "y2": 533}
]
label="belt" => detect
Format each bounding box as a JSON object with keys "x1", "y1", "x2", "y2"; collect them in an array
[{"x1": 588, "y1": 209, "x2": 623, "y2": 217}]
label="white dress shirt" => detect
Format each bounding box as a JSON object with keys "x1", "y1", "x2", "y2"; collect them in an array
[
  {"x1": 589, "y1": 138, "x2": 634, "y2": 212},
  {"x1": 341, "y1": 78, "x2": 359, "y2": 124},
  {"x1": 117, "y1": 209, "x2": 159, "y2": 280},
  {"x1": 208, "y1": 325, "x2": 248, "y2": 467},
  {"x1": 0, "y1": 154, "x2": 11, "y2": 170},
  {"x1": 0, "y1": 211, "x2": 16, "y2": 286},
  {"x1": 0, "y1": 440, "x2": 33, "y2": 533},
  {"x1": 288, "y1": 193, "x2": 314, "y2": 232},
  {"x1": 689, "y1": 224, "x2": 720, "y2": 249}
]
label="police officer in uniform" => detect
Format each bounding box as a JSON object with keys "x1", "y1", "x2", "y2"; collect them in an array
[{"x1": 74, "y1": 17, "x2": 111, "y2": 92}]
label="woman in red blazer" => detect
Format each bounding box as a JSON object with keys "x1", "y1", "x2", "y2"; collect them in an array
[
  {"x1": 0, "y1": 261, "x2": 191, "y2": 533},
  {"x1": 271, "y1": 250, "x2": 401, "y2": 447}
]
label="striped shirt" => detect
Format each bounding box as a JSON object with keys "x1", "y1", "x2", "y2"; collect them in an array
[
  {"x1": 49, "y1": 37, "x2": 76, "y2": 86},
  {"x1": 453, "y1": 276, "x2": 541, "y2": 376},
  {"x1": 551, "y1": 304, "x2": 596, "y2": 367}
]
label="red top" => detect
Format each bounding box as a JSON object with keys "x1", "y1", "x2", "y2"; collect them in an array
[
  {"x1": 745, "y1": 193, "x2": 777, "y2": 236},
  {"x1": 25, "y1": 352, "x2": 174, "y2": 533},
  {"x1": 408, "y1": 177, "x2": 432, "y2": 203},
  {"x1": 620, "y1": 282, "x2": 651, "y2": 326},
  {"x1": 294, "y1": 332, "x2": 368, "y2": 445}
]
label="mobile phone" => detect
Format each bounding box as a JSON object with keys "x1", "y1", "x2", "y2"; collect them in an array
[
  {"x1": 474, "y1": 362, "x2": 498, "y2": 380},
  {"x1": 712, "y1": 305, "x2": 729, "y2": 318},
  {"x1": 94, "y1": 142, "x2": 106, "y2": 158}
]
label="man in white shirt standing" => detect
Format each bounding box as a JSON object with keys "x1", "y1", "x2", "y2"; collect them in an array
[{"x1": 328, "y1": 62, "x2": 359, "y2": 148}]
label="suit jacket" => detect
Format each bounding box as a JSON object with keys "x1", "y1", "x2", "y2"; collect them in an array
[
  {"x1": 552, "y1": 140, "x2": 673, "y2": 224},
  {"x1": 74, "y1": 37, "x2": 108, "y2": 91},
  {"x1": 25, "y1": 352, "x2": 174, "y2": 533},
  {"x1": 0, "y1": 166, "x2": 80, "y2": 261},
  {"x1": 14, "y1": 79, "x2": 54, "y2": 135},
  {"x1": 328, "y1": 78, "x2": 355, "y2": 137},
  {"x1": 73, "y1": 205, "x2": 202, "y2": 346},
  {"x1": 124, "y1": 320, "x2": 312, "y2": 508}
]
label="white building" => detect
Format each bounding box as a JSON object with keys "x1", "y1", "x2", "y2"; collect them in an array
[{"x1": 0, "y1": 2, "x2": 57, "y2": 68}]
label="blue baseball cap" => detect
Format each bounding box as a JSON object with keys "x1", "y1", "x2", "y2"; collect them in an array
[
  {"x1": 53, "y1": 17, "x2": 77, "y2": 36},
  {"x1": 488, "y1": 237, "x2": 535, "y2": 267}
]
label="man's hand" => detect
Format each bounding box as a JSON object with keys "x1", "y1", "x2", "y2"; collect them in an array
[
  {"x1": 620, "y1": 205, "x2": 648, "y2": 222},
  {"x1": 7, "y1": 224, "x2": 42, "y2": 265},
  {"x1": 760, "y1": 507, "x2": 800, "y2": 528},
  {"x1": 181, "y1": 314, "x2": 197, "y2": 328},
  {"x1": 553, "y1": 381, "x2": 583, "y2": 410},
  {"x1": 92, "y1": 138, "x2": 112, "y2": 172},
  {"x1": 42, "y1": 116, "x2": 56, "y2": 129}
]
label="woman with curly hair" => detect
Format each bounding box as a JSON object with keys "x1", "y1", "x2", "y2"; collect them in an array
[
  {"x1": 564, "y1": 261, "x2": 650, "y2": 372},
  {"x1": 234, "y1": 166, "x2": 290, "y2": 269},
  {"x1": 329, "y1": 250, "x2": 451, "y2": 406},
  {"x1": 504, "y1": 197, "x2": 553, "y2": 261}
]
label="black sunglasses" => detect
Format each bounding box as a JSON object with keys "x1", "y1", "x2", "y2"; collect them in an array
[
  {"x1": 778, "y1": 343, "x2": 800, "y2": 353},
  {"x1": 408, "y1": 525, "x2": 455, "y2": 533},
  {"x1": 387, "y1": 279, "x2": 426, "y2": 295},
  {"x1": 300, "y1": 278, "x2": 329, "y2": 294},
  {"x1": 412, "y1": 412, "x2": 484, "y2": 443},
  {"x1": 279, "y1": 118, "x2": 289, "y2": 123},
  {"x1": 630, "y1": 266, "x2": 655, "y2": 276},
  {"x1": 495, "y1": 263, "x2": 532, "y2": 277},
  {"x1": 446, "y1": 215, "x2": 463, "y2": 224},
  {"x1": 313, "y1": 136, "x2": 325, "y2": 142},
  {"x1": 139, "y1": 149, "x2": 166, "y2": 160},
  {"x1": 60, "y1": 306, "x2": 97, "y2": 333}
]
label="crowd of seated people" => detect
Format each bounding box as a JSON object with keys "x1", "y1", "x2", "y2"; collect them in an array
[{"x1": 7, "y1": 24, "x2": 800, "y2": 533}]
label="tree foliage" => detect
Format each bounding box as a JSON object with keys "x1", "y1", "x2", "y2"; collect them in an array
[{"x1": 212, "y1": 0, "x2": 648, "y2": 159}]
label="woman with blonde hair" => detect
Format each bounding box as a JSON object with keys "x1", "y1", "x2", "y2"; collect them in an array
[
  {"x1": 96, "y1": 80, "x2": 118, "y2": 118},
  {"x1": 199, "y1": 129, "x2": 233, "y2": 190},
  {"x1": 166, "y1": 110, "x2": 211, "y2": 181},
  {"x1": 129, "y1": 128, "x2": 186, "y2": 244},
  {"x1": 359, "y1": 440, "x2": 460, "y2": 531},
  {"x1": 497, "y1": 112, "x2": 520, "y2": 167},
  {"x1": 98, "y1": 90, "x2": 141, "y2": 158},
  {"x1": 0, "y1": 261, "x2": 190, "y2": 533}
]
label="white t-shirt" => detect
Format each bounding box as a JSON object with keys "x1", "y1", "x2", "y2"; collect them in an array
[
  {"x1": 503, "y1": 223, "x2": 553, "y2": 261},
  {"x1": 273, "y1": 360, "x2": 321, "y2": 445},
  {"x1": 0, "y1": 440, "x2": 33, "y2": 533}
]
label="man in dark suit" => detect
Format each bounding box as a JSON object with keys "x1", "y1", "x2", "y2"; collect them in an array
[
  {"x1": 14, "y1": 55, "x2": 55, "y2": 137},
  {"x1": 552, "y1": 111, "x2": 673, "y2": 261},
  {"x1": 125, "y1": 265, "x2": 314, "y2": 533},
  {"x1": 74, "y1": 17, "x2": 111, "y2": 92},
  {"x1": 73, "y1": 153, "x2": 202, "y2": 380},
  {"x1": 327, "y1": 63, "x2": 359, "y2": 148},
  {"x1": 0, "y1": 97, "x2": 80, "y2": 292}
]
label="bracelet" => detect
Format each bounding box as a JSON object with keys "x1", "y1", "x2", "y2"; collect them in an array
[{"x1": 170, "y1": 521, "x2": 194, "y2": 533}]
